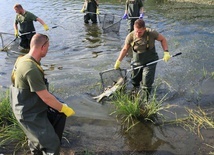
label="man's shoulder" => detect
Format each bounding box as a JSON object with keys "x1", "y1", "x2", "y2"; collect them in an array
[
  {"x1": 25, "y1": 11, "x2": 38, "y2": 19},
  {"x1": 18, "y1": 56, "x2": 38, "y2": 70}
]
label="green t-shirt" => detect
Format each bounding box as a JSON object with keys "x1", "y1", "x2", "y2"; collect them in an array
[
  {"x1": 125, "y1": 28, "x2": 159, "y2": 53},
  {"x1": 126, "y1": 0, "x2": 143, "y2": 17},
  {"x1": 15, "y1": 11, "x2": 38, "y2": 33},
  {"x1": 14, "y1": 55, "x2": 46, "y2": 92}
]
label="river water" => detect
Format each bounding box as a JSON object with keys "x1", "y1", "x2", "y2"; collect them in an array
[{"x1": 0, "y1": 0, "x2": 214, "y2": 154}]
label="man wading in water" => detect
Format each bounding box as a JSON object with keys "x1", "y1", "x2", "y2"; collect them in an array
[{"x1": 114, "y1": 19, "x2": 171, "y2": 102}]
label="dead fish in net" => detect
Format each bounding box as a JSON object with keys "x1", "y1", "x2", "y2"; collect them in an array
[{"x1": 93, "y1": 77, "x2": 124, "y2": 102}]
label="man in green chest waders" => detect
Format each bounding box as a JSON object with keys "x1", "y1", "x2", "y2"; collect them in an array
[
  {"x1": 10, "y1": 33, "x2": 75, "y2": 155},
  {"x1": 81, "y1": 0, "x2": 99, "y2": 24},
  {"x1": 114, "y1": 19, "x2": 171, "y2": 101},
  {"x1": 14, "y1": 4, "x2": 49, "y2": 50},
  {"x1": 122, "y1": 0, "x2": 144, "y2": 33}
]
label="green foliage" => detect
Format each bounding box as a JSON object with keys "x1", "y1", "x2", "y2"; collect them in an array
[
  {"x1": 0, "y1": 90, "x2": 27, "y2": 152},
  {"x1": 0, "y1": 90, "x2": 14, "y2": 126},
  {"x1": 110, "y1": 87, "x2": 171, "y2": 132}
]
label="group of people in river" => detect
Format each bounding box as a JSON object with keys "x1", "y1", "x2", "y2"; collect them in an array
[{"x1": 11, "y1": 1, "x2": 171, "y2": 154}]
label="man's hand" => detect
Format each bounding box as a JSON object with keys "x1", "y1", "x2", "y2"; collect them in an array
[
  {"x1": 114, "y1": 60, "x2": 121, "y2": 69},
  {"x1": 15, "y1": 29, "x2": 19, "y2": 37},
  {"x1": 43, "y1": 24, "x2": 49, "y2": 31},
  {"x1": 60, "y1": 104, "x2": 75, "y2": 117},
  {"x1": 163, "y1": 51, "x2": 171, "y2": 62},
  {"x1": 80, "y1": 8, "x2": 85, "y2": 13},
  {"x1": 122, "y1": 14, "x2": 128, "y2": 20},
  {"x1": 139, "y1": 13, "x2": 144, "y2": 19},
  {"x1": 96, "y1": 8, "x2": 99, "y2": 14}
]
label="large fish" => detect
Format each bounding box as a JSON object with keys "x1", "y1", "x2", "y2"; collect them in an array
[{"x1": 93, "y1": 77, "x2": 124, "y2": 102}]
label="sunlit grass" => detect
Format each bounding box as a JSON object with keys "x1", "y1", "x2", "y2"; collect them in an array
[
  {"x1": 110, "y1": 90, "x2": 141, "y2": 132},
  {"x1": 164, "y1": 107, "x2": 214, "y2": 140},
  {"x1": 179, "y1": 107, "x2": 213, "y2": 140},
  {"x1": 110, "y1": 87, "x2": 175, "y2": 132}
]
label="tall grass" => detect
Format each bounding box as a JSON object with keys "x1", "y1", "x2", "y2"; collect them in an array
[
  {"x1": 0, "y1": 90, "x2": 27, "y2": 152},
  {"x1": 110, "y1": 87, "x2": 174, "y2": 132}
]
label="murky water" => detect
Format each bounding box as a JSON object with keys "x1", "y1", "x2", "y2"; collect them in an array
[{"x1": 0, "y1": 0, "x2": 214, "y2": 154}]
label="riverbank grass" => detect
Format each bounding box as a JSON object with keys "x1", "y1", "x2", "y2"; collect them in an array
[{"x1": 0, "y1": 90, "x2": 27, "y2": 152}]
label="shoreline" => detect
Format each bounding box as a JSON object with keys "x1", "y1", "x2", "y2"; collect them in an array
[{"x1": 168, "y1": 0, "x2": 214, "y2": 5}]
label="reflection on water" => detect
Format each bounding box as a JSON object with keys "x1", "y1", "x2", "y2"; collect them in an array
[
  {"x1": 0, "y1": 0, "x2": 214, "y2": 154},
  {"x1": 84, "y1": 24, "x2": 102, "y2": 48}
]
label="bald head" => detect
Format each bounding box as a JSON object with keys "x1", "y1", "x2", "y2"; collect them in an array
[
  {"x1": 30, "y1": 33, "x2": 49, "y2": 49},
  {"x1": 28, "y1": 34, "x2": 49, "y2": 61}
]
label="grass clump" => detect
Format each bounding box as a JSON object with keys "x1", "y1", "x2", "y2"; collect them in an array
[
  {"x1": 110, "y1": 87, "x2": 173, "y2": 132},
  {"x1": 0, "y1": 90, "x2": 27, "y2": 152},
  {"x1": 110, "y1": 90, "x2": 141, "y2": 132}
]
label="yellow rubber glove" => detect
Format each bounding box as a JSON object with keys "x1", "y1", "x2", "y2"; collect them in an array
[
  {"x1": 96, "y1": 8, "x2": 99, "y2": 14},
  {"x1": 60, "y1": 104, "x2": 75, "y2": 117},
  {"x1": 15, "y1": 29, "x2": 19, "y2": 37},
  {"x1": 163, "y1": 51, "x2": 171, "y2": 62},
  {"x1": 114, "y1": 60, "x2": 121, "y2": 69},
  {"x1": 43, "y1": 24, "x2": 49, "y2": 31},
  {"x1": 80, "y1": 8, "x2": 85, "y2": 13}
]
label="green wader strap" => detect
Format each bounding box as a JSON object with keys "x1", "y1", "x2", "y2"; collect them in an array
[{"x1": 131, "y1": 28, "x2": 150, "y2": 51}]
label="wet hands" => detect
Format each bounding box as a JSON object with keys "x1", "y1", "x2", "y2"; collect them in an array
[
  {"x1": 43, "y1": 24, "x2": 49, "y2": 31},
  {"x1": 163, "y1": 51, "x2": 171, "y2": 62},
  {"x1": 122, "y1": 13, "x2": 128, "y2": 19},
  {"x1": 60, "y1": 104, "x2": 75, "y2": 117},
  {"x1": 114, "y1": 60, "x2": 121, "y2": 69}
]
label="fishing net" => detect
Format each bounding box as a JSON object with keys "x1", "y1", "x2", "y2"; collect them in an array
[
  {"x1": 99, "y1": 68, "x2": 127, "y2": 90},
  {"x1": 98, "y1": 14, "x2": 122, "y2": 33},
  {"x1": 0, "y1": 32, "x2": 14, "y2": 51}
]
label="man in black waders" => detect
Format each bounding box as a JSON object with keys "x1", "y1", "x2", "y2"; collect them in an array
[
  {"x1": 14, "y1": 4, "x2": 49, "y2": 50},
  {"x1": 81, "y1": 0, "x2": 99, "y2": 24},
  {"x1": 114, "y1": 19, "x2": 171, "y2": 102},
  {"x1": 122, "y1": 0, "x2": 144, "y2": 33},
  {"x1": 10, "y1": 33, "x2": 75, "y2": 155}
]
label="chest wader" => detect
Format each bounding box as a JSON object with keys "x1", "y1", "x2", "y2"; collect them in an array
[
  {"x1": 127, "y1": 0, "x2": 140, "y2": 32},
  {"x1": 10, "y1": 57, "x2": 66, "y2": 155},
  {"x1": 131, "y1": 32, "x2": 158, "y2": 101},
  {"x1": 19, "y1": 20, "x2": 36, "y2": 49},
  {"x1": 84, "y1": 0, "x2": 98, "y2": 23}
]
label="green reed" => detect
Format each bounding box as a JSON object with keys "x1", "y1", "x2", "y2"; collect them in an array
[
  {"x1": 110, "y1": 86, "x2": 173, "y2": 132},
  {"x1": 0, "y1": 90, "x2": 27, "y2": 152}
]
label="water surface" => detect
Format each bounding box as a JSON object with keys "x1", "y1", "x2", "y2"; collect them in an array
[{"x1": 0, "y1": 0, "x2": 213, "y2": 154}]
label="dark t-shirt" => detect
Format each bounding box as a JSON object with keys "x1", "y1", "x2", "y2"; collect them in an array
[
  {"x1": 14, "y1": 54, "x2": 46, "y2": 92},
  {"x1": 126, "y1": 0, "x2": 143, "y2": 17},
  {"x1": 15, "y1": 11, "x2": 38, "y2": 33}
]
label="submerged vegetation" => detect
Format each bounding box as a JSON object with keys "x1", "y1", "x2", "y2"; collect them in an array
[{"x1": 110, "y1": 79, "x2": 214, "y2": 141}]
